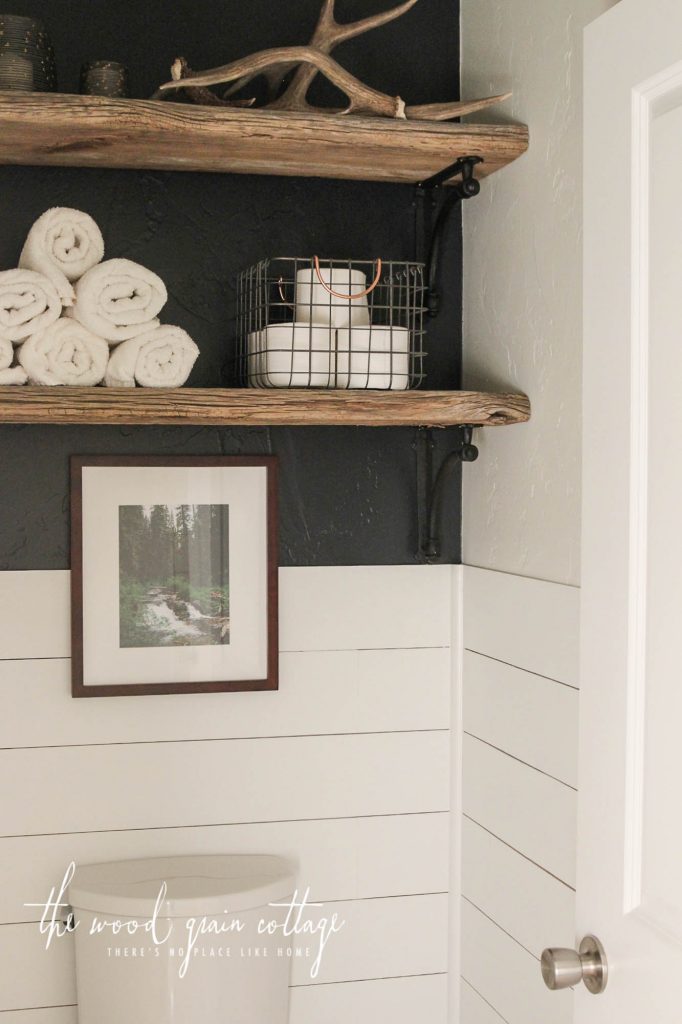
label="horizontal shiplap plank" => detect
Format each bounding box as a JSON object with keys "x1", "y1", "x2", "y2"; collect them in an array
[
  {"x1": 461, "y1": 900, "x2": 573, "y2": 1024},
  {"x1": 0, "y1": 647, "x2": 449, "y2": 750},
  {"x1": 291, "y1": 973, "x2": 447, "y2": 1024},
  {"x1": 463, "y1": 651, "x2": 578, "y2": 787},
  {"x1": 463, "y1": 567, "x2": 579, "y2": 685},
  {"x1": 0, "y1": 572, "x2": 70, "y2": 661},
  {"x1": 461, "y1": 979, "x2": 506, "y2": 1024},
  {"x1": 0, "y1": 566, "x2": 452, "y2": 662},
  {"x1": 280, "y1": 565, "x2": 452, "y2": 650},
  {"x1": 0, "y1": 975, "x2": 449, "y2": 1024},
  {"x1": 462, "y1": 818, "x2": 575, "y2": 958},
  {"x1": 0, "y1": 812, "x2": 448, "y2": 925},
  {"x1": 462, "y1": 735, "x2": 576, "y2": 886},
  {"x1": 1, "y1": 731, "x2": 449, "y2": 838},
  {"x1": 0, "y1": 894, "x2": 447, "y2": 1011}
]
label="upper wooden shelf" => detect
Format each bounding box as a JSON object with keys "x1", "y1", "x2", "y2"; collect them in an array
[
  {"x1": 0, "y1": 93, "x2": 528, "y2": 185},
  {"x1": 0, "y1": 387, "x2": 530, "y2": 428}
]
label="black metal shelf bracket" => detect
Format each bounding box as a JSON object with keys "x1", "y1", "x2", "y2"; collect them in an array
[
  {"x1": 415, "y1": 154, "x2": 483, "y2": 318},
  {"x1": 412, "y1": 156, "x2": 484, "y2": 562},
  {"x1": 417, "y1": 425, "x2": 479, "y2": 562}
]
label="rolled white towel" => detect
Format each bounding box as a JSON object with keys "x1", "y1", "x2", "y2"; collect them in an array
[
  {"x1": 0, "y1": 367, "x2": 28, "y2": 385},
  {"x1": 104, "y1": 324, "x2": 199, "y2": 388},
  {"x1": 70, "y1": 258, "x2": 167, "y2": 343},
  {"x1": 19, "y1": 207, "x2": 105, "y2": 306},
  {"x1": 0, "y1": 269, "x2": 62, "y2": 344},
  {"x1": 18, "y1": 318, "x2": 109, "y2": 386}
]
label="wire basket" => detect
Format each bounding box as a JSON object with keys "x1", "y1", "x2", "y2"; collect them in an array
[{"x1": 236, "y1": 257, "x2": 427, "y2": 390}]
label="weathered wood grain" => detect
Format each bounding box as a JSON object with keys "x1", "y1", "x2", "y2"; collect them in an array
[
  {"x1": 0, "y1": 93, "x2": 528, "y2": 183},
  {"x1": 0, "y1": 387, "x2": 531, "y2": 427}
]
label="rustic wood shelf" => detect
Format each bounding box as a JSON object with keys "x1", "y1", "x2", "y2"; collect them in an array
[
  {"x1": 0, "y1": 388, "x2": 530, "y2": 427},
  {"x1": 0, "y1": 93, "x2": 528, "y2": 184}
]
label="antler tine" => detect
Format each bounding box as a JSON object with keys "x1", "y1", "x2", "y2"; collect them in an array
[
  {"x1": 406, "y1": 92, "x2": 512, "y2": 121},
  {"x1": 326, "y1": 0, "x2": 421, "y2": 46},
  {"x1": 318, "y1": 0, "x2": 337, "y2": 29}
]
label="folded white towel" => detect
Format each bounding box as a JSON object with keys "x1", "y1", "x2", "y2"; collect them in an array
[
  {"x1": 70, "y1": 258, "x2": 167, "y2": 343},
  {"x1": 19, "y1": 207, "x2": 105, "y2": 306},
  {"x1": 0, "y1": 367, "x2": 28, "y2": 385},
  {"x1": 104, "y1": 324, "x2": 199, "y2": 388},
  {"x1": 18, "y1": 318, "x2": 109, "y2": 386},
  {"x1": 0, "y1": 269, "x2": 62, "y2": 344}
]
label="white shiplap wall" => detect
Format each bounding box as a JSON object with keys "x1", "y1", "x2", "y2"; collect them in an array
[
  {"x1": 0, "y1": 565, "x2": 454, "y2": 1024},
  {"x1": 460, "y1": 566, "x2": 580, "y2": 1024}
]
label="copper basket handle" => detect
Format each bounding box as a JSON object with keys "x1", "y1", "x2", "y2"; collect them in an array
[
  {"x1": 313, "y1": 256, "x2": 382, "y2": 300},
  {"x1": 277, "y1": 277, "x2": 294, "y2": 310}
]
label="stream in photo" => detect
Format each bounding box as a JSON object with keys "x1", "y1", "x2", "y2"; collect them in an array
[{"x1": 139, "y1": 586, "x2": 230, "y2": 647}]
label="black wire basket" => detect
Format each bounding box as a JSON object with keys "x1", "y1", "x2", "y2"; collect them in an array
[{"x1": 236, "y1": 256, "x2": 427, "y2": 390}]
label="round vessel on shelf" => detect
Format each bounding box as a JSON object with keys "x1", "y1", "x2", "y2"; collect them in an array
[
  {"x1": 0, "y1": 14, "x2": 57, "y2": 91},
  {"x1": 80, "y1": 60, "x2": 129, "y2": 98}
]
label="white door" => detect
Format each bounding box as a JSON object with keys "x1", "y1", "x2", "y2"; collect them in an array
[{"x1": 578, "y1": 0, "x2": 682, "y2": 1021}]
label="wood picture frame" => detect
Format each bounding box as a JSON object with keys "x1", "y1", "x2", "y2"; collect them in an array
[{"x1": 70, "y1": 455, "x2": 278, "y2": 697}]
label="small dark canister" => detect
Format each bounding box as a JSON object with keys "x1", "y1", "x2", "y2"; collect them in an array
[
  {"x1": 80, "y1": 60, "x2": 129, "y2": 98},
  {"x1": 0, "y1": 14, "x2": 57, "y2": 91}
]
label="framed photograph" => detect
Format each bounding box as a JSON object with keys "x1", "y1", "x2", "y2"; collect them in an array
[{"x1": 70, "y1": 455, "x2": 278, "y2": 697}]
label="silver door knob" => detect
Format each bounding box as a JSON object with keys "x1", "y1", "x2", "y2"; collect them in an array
[{"x1": 541, "y1": 935, "x2": 608, "y2": 995}]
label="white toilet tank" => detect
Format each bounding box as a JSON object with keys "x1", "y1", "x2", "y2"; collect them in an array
[{"x1": 68, "y1": 854, "x2": 298, "y2": 1024}]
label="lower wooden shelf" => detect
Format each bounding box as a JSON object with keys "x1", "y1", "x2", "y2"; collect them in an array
[{"x1": 0, "y1": 387, "x2": 530, "y2": 427}]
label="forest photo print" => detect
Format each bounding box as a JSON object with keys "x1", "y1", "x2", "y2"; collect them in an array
[
  {"x1": 72, "y1": 456, "x2": 276, "y2": 696},
  {"x1": 119, "y1": 504, "x2": 230, "y2": 649}
]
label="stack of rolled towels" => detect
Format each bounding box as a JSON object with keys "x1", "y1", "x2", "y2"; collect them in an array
[{"x1": 0, "y1": 207, "x2": 199, "y2": 387}]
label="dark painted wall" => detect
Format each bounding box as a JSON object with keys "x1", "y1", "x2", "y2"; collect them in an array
[{"x1": 0, "y1": 0, "x2": 462, "y2": 569}]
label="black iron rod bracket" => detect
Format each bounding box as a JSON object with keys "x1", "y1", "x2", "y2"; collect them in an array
[
  {"x1": 412, "y1": 157, "x2": 483, "y2": 563},
  {"x1": 415, "y1": 155, "x2": 483, "y2": 318},
  {"x1": 417, "y1": 425, "x2": 479, "y2": 562}
]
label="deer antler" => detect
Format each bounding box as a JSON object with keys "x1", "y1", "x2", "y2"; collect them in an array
[
  {"x1": 159, "y1": 46, "x2": 407, "y2": 118},
  {"x1": 156, "y1": 0, "x2": 512, "y2": 122}
]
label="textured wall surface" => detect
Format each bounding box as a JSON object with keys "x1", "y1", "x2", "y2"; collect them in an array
[
  {"x1": 460, "y1": 0, "x2": 615, "y2": 586},
  {"x1": 0, "y1": 0, "x2": 462, "y2": 569}
]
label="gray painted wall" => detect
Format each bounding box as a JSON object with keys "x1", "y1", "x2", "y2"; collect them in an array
[{"x1": 0, "y1": 0, "x2": 463, "y2": 568}]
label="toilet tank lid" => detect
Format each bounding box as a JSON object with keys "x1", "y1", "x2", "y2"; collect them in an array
[{"x1": 68, "y1": 855, "x2": 298, "y2": 918}]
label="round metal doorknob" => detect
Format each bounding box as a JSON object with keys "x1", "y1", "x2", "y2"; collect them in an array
[{"x1": 541, "y1": 935, "x2": 608, "y2": 995}]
